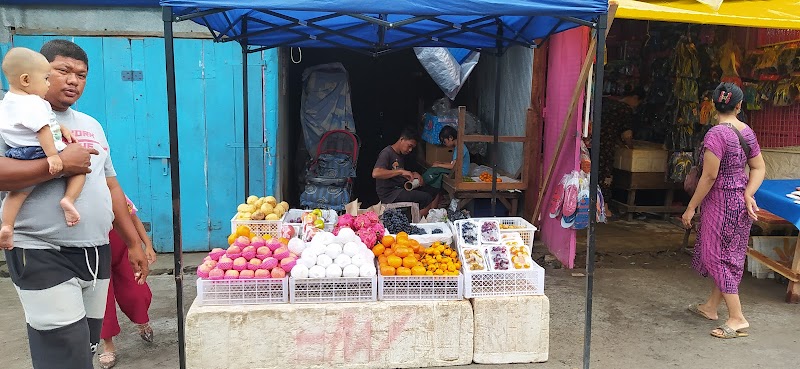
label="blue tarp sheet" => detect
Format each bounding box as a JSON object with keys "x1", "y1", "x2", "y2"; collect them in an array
[
  {"x1": 159, "y1": 0, "x2": 607, "y2": 50},
  {"x1": 4, "y1": 0, "x2": 159, "y2": 5},
  {"x1": 754, "y1": 179, "x2": 800, "y2": 229}
]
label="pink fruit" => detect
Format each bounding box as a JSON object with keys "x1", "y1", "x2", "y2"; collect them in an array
[
  {"x1": 204, "y1": 256, "x2": 212, "y2": 262},
  {"x1": 233, "y1": 257, "x2": 248, "y2": 271},
  {"x1": 251, "y1": 238, "x2": 266, "y2": 248},
  {"x1": 242, "y1": 246, "x2": 257, "y2": 260},
  {"x1": 273, "y1": 246, "x2": 290, "y2": 260},
  {"x1": 256, "y1": 246, "x2": 272, "y2": 260},
  {"x1": 289, "y1": 252, "x2": 299, "y2": 259},
  {"x1": 209, "y1": 248, "x2": 225, "y2": 261},
  {"x1": 254, "y1": 269, "x2": 270, "y2": 279},
  {"x1": 266, "y1": 239, "x2": 283, "y2": 251},
  {"x1": 271, "y1": 267, "x2": 286, "y2": 278},
  {"x1": 261, "y1": 257, "x2": 278, "y2": 270},
  {"x1": 217, "y1": 256, "x2": 233, "y2": 270},
  {"x1": 235, "y1": 236, "x2": 251, "y2": 246},
  {"x1": 280, "y1": 225, "x2": 296, "y2": 239},
  {"x1": 224, "y1": 270, "x2": 239, "y2": 279},
  {"x1": 208, "y1": 268, "x2": 225, "y2": 280},
  {"x1": 248, "y1": 258, "x2": 262, "y2": 271},
  {"x1": 239, "y1": 269, "x2": 255, "y2": 279},
  {"x1": 226, "y1": 245, "x2": 242, "y2": 259},
  {"x1": 196, "y1": 264, "x2": 211, "y2": 279},
  {"x1": 280, "y1": 257, "x2": 297, "y2": 273},
  {"x1": 203, "y1": 260, "x2": 217, "y2": 269}
]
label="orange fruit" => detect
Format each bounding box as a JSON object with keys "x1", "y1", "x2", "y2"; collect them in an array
[
  {"x1": 425, "y1": 271, "x2": 434, "y2": 276},
  {"x1": 388, "y1": 255, "x2": 403, "y2": 268},
  {"x1": 236, "y1": 225, "x2": 250, "y2": 237},
  {"x1": 227, "y1": 233, "x2": 236, "y2": 245},
  {"x1": 410, "y1": 239, "x2": 420, "y2": 248},
  {"x1": 396, "y1": 267, "x2": 412, "y2": 276},
  {"x1": 411, "y1": 266, "x2": 426, "y2": 275},
  {"x1": 262, "y1": 234, "x2": 273, "y2": 241},
  {"x1": 381, "y1": 235, "x2": 395, "y2": 247},
  {"x1": 394, "y1": 247, "x2": 411, "y2": 258},
  {"x1": 378, "y1": 255, "x2": 388, "y2": 266},
  {"x1": 402, "y1": 256, "x2": 417, "y2": 268},
  {"x1": 384, "y1": 248, "x2": 394, "y2": 257},
  {"x1": 410, "y1": 243, "x2": 421, "y2": 253},
  {"x1": 380, "y1": 265, "x2": 396, "y2": 276},
  {"x1": 372, "y1": 244, "x2": 386, "y2": 256},
  {"x1": 396, "y1": 232, "x2": 409, "y2": 242}
]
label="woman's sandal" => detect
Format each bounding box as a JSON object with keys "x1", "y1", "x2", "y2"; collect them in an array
[
  {"x1": 711, "y1": 324, "x2": 749, "y2": 339},
  {"x1": 137, "y1": 323, "x2": 154, "y2": 343},
  {"x1": 687, "y1": 304, "x2": 717, "y2": 320},
  {"x1": 98, "y1": 351, "x2": 117, "y2": 369}
]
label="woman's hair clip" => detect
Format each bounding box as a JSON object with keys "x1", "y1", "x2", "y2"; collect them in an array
[{"x1": 718, "y1": 90, "x2": 731, "y2": 104}]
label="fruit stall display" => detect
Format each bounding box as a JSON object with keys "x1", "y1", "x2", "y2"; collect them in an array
[
  {"x1": 284, "y1": 208, "x2": 338, "y2": 234},
  {"x1": 332, "y1": 212, "x2": 385, "y2": 249},
  {"x1": 373, "y1": 234, "x2": 463, "y2": 301},
  {"x1": 289, "y1": 230, "x2": 378, "y2": 303},
  {"x1": 453, "y1": 218, "x2": 544, "y2": 297},
  {"x1": 196, "y1": 226, "x2": 292, "y2": 305},
  {"x1": 230, "y1": 195, "x2": 290, "y2": 238},
  {"x1": 380, "y1": 208, "x2": 453, "y2": 247}
]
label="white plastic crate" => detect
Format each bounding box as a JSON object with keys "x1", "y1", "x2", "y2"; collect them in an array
[
  {"x1": 230, "y1": 215, "x2": 284, "y2": 238},
  {"x1": 387, "y1": 222, "x2": 454, "y2": 247},
  {"x1": 468, "y1": 217, "x2": 537, "y2": 249},
  {"x1": 462, "y1": 262, "x2": 545, "y2": 298},
  {"x1": 289, "y1": 276, "x2": 377, "y2": 303},
  {"x1": 378, "y1": 274, "x2": 463, "y2": 301},
  {"x1": 283, "y1": 209, "x2": 338, "y2": 233},
  {"x1": 196, "y1": 278, "x2": 289, "y2": 305}
]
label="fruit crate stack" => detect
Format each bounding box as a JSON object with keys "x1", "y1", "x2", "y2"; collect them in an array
[
  {"x1": 230, "y1": 196, "x2": 290, "y2": 238},
  {"x1": 289, "y1": 276, "x2": 377, "y2": 303},
  {"x1": 377, "y1": 273, "x2": 463, "y2": 301},
  {"x1": 284, "y1": 209, "x2": 338, "y2": 233},
  {"x1": 454, "y1": 218, "x2": 544, "y2": 297}
]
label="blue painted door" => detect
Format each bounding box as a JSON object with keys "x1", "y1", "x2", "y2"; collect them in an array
[{"x1": 8, "y1": 35, "x2": 279, "y2": 252}]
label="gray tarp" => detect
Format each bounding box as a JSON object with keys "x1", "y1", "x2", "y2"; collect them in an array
[{"x1": 300, "y1": 62, "x2": 356, "y2": 153}]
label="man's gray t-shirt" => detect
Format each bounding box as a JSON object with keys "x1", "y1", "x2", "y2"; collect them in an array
[
  {"x1": 374, "y1": 145, "x2": 407, "y2": 204},
  {"x1": 0, "y1": 108, "x2": 116, "y2": 249}
]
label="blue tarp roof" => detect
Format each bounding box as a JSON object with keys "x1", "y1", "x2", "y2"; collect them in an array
[
  {"x1": 160, "y1": 0, "x2": 607, "y2": 53},
  {"x1": 4, "y1": 0, "x2": 159, "y2": 5}
]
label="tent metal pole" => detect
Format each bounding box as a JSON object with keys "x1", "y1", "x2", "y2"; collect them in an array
[
  {"x1": 162, "y1": 6, "x2": 186, "y2": 369},
  {"x1": 242, "y1": 18, "x2": 250, "y2": 198},
  {"x1": 584, "y1": 14, "x2": 607, "y2": 369},
  {"x1": 491, "y1": 23, "x2": 502, "y2": 216}
]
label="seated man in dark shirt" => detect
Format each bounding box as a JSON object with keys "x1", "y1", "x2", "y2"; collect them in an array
[{"x1": 372, "y1": 127, "x2": 440, "y2": 217}]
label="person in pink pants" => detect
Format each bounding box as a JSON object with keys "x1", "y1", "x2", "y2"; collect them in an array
[{"x1": 99, "y1": 197, "x2": 157, "y2": 368}]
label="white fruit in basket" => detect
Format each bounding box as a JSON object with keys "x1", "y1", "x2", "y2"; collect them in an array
[
  {"x1": 292, "y1": 264, "x2": 309, "y2": 279},
  {"x1": 342, "y1": 242, "x2": 359, "y2": 257},
  {"x1": 342, "y1": 264, "x2": 360, "y2": 278},
  {"x1": 299, "y1": 252, "x2": 317, "y2": 269},
  {"x1": 288, "y1": 238, "x2": 306, "y2": 255},
  {"x1": 308, "y1": 242, "x2": 326, "y2": 257},
  {"x1": 311, "y1": 231, "x2": 331, "y2": 245},
  {"x1": 325, "y1": 243, "x2": 343, "y2": 259},
  {"x1": 359, "y1": 263, "x2": 377, "y2": 277},
  {"x1": 325, "y1": 264, "x2": 343, "y2": 278},
  {"x1": 308, "y1": 265, "x2": 326, "y2": 279},
  {"x1": 337, "y1": 227, "x2": 356, "y2": 241},
  {"x1": 334, "y1": 254, "x2": 351, "y2": 268},
  {"x1": 316, "y1": 254, "x2": 333, "y2": 268},
  {"x1": 350, "y1": 253, "x2": 367, "y2": 267}
]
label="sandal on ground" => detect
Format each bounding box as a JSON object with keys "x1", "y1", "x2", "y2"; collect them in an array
[
  {"x1": 137, "y1": 323, "x2": 154, "y2": 343},
  {"x1": 687, "y1": 304, "x2": 717, "y2": 320},
  {"x1": 711, "y1": 324, "x2": 749, "y2": 339},
  {"x1": 99, "y1": 351, "x2": 117, "y2": 369}
]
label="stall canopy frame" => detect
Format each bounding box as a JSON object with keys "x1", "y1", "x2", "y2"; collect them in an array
[{"x1": 160, "y1": 1, "x2": 609, "y2": 369}]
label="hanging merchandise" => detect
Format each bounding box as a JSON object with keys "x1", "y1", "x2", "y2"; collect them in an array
[
  {"x1": 668, "y1": 152, "x2": 694, "y2": 183},
  {"x1": 754, "y1": 46, "x2": 780, "y2": 80},
  {"x1": 743, "y1": 82, "x2": 762, "y2": 111},
  {"x1": 773, "y1": 79, "x2": 794, "y2": 107},
  {"x1": 718, "y1": 38, "x2": 743, "y2": 87},
  {"x1": 549, "y1": 171, "x2": 605, "y2": 229},
  {"x1": 671, "y1": 35, "x2": 702, "y2": 153},
  {"x1": 698, "y1": 96, "x2": 717, "y2": 125}
]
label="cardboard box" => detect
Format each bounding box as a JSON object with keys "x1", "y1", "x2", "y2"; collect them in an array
[
  {"x1": 613, "y1": 141, "x2": 667, "y2": 173},
  {"x1": 425, "y1": 142, "x2": 453, "y2": 166}
]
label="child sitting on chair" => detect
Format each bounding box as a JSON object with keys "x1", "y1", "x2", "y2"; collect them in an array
[
  {"x1": 0, "y1": 47, "x2": 83, "y2": 250},
  {"x1": 432, "y1": 125, "x2": 470, "y2": 176}
]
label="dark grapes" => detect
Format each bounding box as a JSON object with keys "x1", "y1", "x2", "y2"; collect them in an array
[
  {"x1": 460, "y1": 222, "x2": 478, "y2": 245},
  {"x1": 447, "y1": 209, "x2": 470, "y2": 221},
  {"x1": 410, "y1": 226, "x2": 426, "y2": 235},
  {"x1": 432, "y1": 228, "x2": 444, "y2": 234},
  {"x1": 382, "y1": 208, "x2": 414, "y2": 235}
]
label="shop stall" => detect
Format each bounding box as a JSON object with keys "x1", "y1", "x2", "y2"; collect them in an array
[{"x1": 160, "y1": 1, "x2": 611, "y2": 368}]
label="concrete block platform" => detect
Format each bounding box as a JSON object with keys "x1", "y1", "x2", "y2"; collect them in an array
[
  {"x1": 472, "y1": 295, "x2": 550, "y2": 364},
  {"x1": 185, "y1": 299, "x2": 474, "y2": 369}
]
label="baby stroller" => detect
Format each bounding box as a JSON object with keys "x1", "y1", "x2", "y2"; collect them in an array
[{"x1": 299, "y1": 130, "x2": 360, "y2": 211}]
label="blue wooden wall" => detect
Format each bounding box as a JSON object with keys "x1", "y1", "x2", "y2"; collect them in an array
[{"x1": 3, "y1": 36, "x2": 280, "y2": 252}]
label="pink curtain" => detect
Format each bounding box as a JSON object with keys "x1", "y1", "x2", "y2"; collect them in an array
[{"x1": 540, "y1": 26, "x2": 589, "y2": 269}]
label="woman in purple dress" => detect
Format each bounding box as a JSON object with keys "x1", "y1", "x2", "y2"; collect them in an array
[{"x1": 682, "y1": 83, "x2": 765, "y2": 339}]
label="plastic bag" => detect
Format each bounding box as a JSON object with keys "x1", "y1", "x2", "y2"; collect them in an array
[{"x1": 414, "y1": 48, "x2": 480, "y2": 100}]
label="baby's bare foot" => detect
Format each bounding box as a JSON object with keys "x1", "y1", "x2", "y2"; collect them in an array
[
  {"x1": 60, "y1": 198, "x2": 81, "y2": 227},
  {"x1": 0, "y1": 226, "x2": 14, "y2": 250}
]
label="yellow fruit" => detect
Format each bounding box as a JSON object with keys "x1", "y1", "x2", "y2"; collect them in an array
[
  {"x1": 381, "y1": 235, "x2": 395, "y2": 247},
  {"x1": 265, "y1": 196, "x2": 278, "y2": 206},
  {"x1": 396, "y1": 232, "x2": 409, "y2": 242},
  {"x1": 434, "y1": 269, "x2": 444, "y2": 275},
  {"x1": 372, "y1": 244, "x2": 385, "y2": 256},
  {"x1": 411, "y1": 266, "x2": 426, "y2": 275},
  {"x1": 380, "y1": 265, "x2": 396, "y2": 276},
  {"x1": 378, "y1": 255, "x2": 388, "y2": 266},
  {"x1": 394, "y1": 247, "x2": 411, "y2": 258},
  {"x1": 227, "y1": 233, "x2": 236, "y2": 245},
  {"x1": 265, "y1": 213, "x2": 280, "y2": 221},
  {"x1": 388, "y1": 255, "x2": 402, "y2": 268},
  {"x1": 278, "y1": 201, "x2": 290, "y2": 211},
  {"x1": 396, "y1": 267, "x2": 412, "y2": 276},
  {"x1": 246, "y1": 195, "x2": 259, "y2": 205},
  {"x1": 425, "y1": 271, "x2": 434, "y2": 275},
  {"x1": 447, "y1": 264, "x2": 456, "y2": 272},
  {"x1": 261, "y1": 203, "x2": 274, "y2": 214},
  {"x1": 402, "y1": 256, "x2": 417, "y2": 269},
  {"x1": 236, "y1": 226, "x2": 251, "y2": 237},
  {"x1": 262, "y1": 234, "x2": 273, "y2": 241}
]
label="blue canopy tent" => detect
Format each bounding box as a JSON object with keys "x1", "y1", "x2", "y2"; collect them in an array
[
  {"x1": 160, "y1": 1, "x2": 609, "y2": 368},
  {"x1": 3, "y1": 0, "x2": 608, "y2": 367}
]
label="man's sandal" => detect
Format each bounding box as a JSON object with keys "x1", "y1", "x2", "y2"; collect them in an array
[{"x1": 99, "y1": 351, "x2": 117, "y2": 369}]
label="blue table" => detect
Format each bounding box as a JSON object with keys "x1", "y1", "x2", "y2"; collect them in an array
[{"x1": 753, "y1": 179, "x2": 800, "y2": 303}]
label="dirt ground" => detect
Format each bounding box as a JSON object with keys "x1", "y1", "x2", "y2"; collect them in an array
[{"x1": 0, "y1": 247, "x2": 798, "y2": 369}]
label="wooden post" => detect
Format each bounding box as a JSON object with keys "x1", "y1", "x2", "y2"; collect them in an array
[
  {"x1": 530, "y1": 2, "x2": 618, "y2": 225},
  {"x1": 524, "y1": 41, "x2": 548, "y2": 222},
  {"x1": 455, "y1": 106, "x2": 466, "y2": 182},
  {"x1": 787, "y1": 236, "x2": 800, "y2": 303}
]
